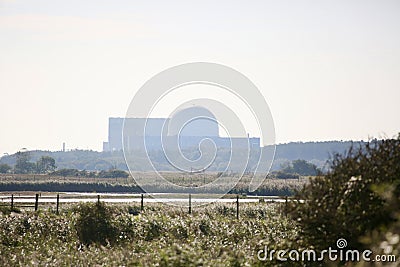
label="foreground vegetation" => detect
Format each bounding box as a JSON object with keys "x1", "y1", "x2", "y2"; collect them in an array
[
  {"x1": 291, "y1": 136, "x2": 400, "y2": 263},
  {"x1": 0, "y1": 202, "x2": 299, "y2": 266},
  {"x1": 0, "y1": 136, "x2": 399, "y2": 266}
]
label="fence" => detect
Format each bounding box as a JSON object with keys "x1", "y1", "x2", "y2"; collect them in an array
[{"x1": 0, "y1": 193, "x2": 293, "y2": 217}]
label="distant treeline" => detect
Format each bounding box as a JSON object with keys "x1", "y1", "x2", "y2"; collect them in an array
[
  {"x1": 0, "y1": 152, "x2": 129, "y2": 178},
  {"x1": 0, "y1": 141, "x2": 362, "y2": 172}
]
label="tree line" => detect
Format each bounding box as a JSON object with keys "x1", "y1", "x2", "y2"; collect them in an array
[
  {"x1": 0, "y1": 151, "x2": 129, "y2": 178},
  {"x1": 0, "y1": 150, "x2": 319, "y2": 179},
  {"x1": 0, "y1": 151, "x2": 56, "y2": 174}
]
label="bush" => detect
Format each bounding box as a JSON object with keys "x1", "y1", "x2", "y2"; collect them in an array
[
  {"x1": 359, "y1": 183, "x2": 400, "y2": 263},
  {"x1": 74, "y1": 201, "x2": 118, "y2": 245},
  {"x1": 290, "y1": 136, "x2": 400, "y2": 251}
]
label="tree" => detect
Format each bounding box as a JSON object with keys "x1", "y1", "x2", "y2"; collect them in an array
[
  {"x1": 290, "y1": 136, "x2": 400, "y2": 251},
  {"x1": 281, "y1": 159, "x2": 319, "y2": 176},
  {"x1": 36, "y1": 156, "x2": 56, "y2": 173},
  {"x1": 0, "y1": 164, "x2": 12, "y2": 174},
  {"x1": 14, "y1": 151, "x2": 36, "y2": 174}
]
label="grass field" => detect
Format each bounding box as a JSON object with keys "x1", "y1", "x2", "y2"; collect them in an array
[
  {"x1": 0, "y1": 201, "x2": 300, "y2": 266},
  {"x1": 0, "y1": 173, "x2": 308, "y2": 196}
]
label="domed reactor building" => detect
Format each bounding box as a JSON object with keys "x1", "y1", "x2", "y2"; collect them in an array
[{"x1": 103, "y1": 106, "x2": 260, "y2": 152}]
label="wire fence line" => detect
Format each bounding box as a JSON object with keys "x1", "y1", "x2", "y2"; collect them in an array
[{"x1": 0, "y1": 193, "x2": 294, "y2": 217}]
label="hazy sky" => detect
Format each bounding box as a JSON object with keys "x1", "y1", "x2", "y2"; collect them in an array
[{"x1": 1, "y1": 0, "x2": 399, "y2": 155}]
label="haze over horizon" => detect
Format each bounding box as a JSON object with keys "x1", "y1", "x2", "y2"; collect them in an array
[{"x1": 1, "y1": 0, "x2": 399, "y2": 155}]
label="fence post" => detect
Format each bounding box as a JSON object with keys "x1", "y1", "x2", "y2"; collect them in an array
[
  {"x1": 188, "y1": 193, "x2": 192, "y2": 214},
  {"x1": 284, "y1": 195, "x2": 288, "y2": 216},
  {"x1": 35, "y1": 193, "x2": 39, "y2": 211},
  {"x1": 236, "y1": 195, "x2": 239, "y2": 220},
  {"x1": 97, "y1": 195, "x2": 100, "y2": 204},
  {"x1": 141, "y1": 194, "x2": 144, "y2": 211},
  {"x1": 56, "y1": 194, "x2": 60, "y2": 215},
  {"x1": 11, "y1": 194, "x2": 13, "y2": 210}
]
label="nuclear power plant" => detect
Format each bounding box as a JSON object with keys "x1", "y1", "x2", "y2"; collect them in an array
[{"x1": 103, "y1": 106, "x2": 260, "y2": 152}]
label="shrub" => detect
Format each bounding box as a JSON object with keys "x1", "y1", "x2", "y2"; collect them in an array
[
  {"x1": 74, "y1": 201, "x2": 118, "y2": 245},
  {"x1": 0, "y1": 206, "x2": 20, "y2": 215},
  {"x1": 290, "y1": 136, "x2": 400, "y2": 250},
  {"x1": 127, "y1": 206, "x2": 141, "y2": 215},
  {"x1": 144, "y1": 220, "x2": 163, "y2": 241},
  {"x1": 359, "y1": 183, "x2": 400, "y2": 263}
]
